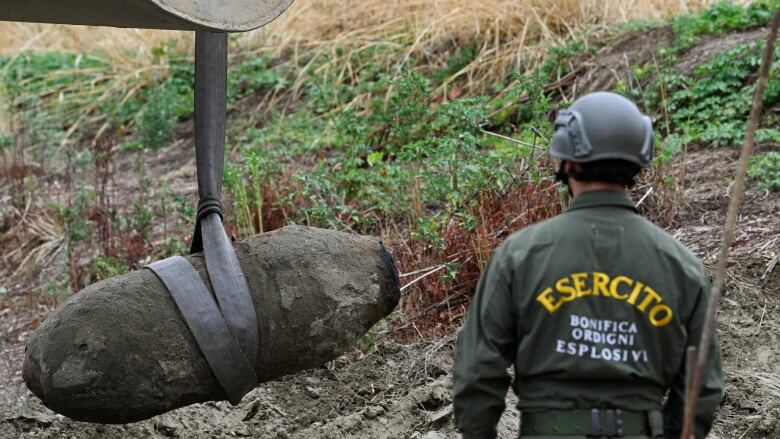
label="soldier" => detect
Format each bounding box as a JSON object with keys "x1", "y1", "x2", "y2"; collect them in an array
[{"x1": 453, "y1": 92, "x2": 724, "y2": 439}]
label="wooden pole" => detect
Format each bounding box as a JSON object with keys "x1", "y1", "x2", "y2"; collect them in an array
[{"x1": 679, "y1": 11, "x2": 780, "y2": 439}]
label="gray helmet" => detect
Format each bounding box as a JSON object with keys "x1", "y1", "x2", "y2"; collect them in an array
[{"x1": 549, "y1": 92, "x2": 654, "y2": 168}]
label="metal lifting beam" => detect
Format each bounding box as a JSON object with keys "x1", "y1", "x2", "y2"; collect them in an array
[{"x1": 0, "y1": 0, "x2": 293, "y2": 31}]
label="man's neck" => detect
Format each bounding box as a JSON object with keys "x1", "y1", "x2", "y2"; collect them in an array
[{"x1": 570, "y1": 181, "x2": 627, "y2": 198}]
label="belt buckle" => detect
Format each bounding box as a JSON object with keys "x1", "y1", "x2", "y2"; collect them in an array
[
  {"x1": 590, "y1": 408, "x2": 603, "y2": 436},
  {"x1": 590, "y1": 408, "x2": 624, "y2": 438}
]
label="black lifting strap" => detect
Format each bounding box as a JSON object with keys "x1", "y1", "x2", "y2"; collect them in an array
[{"x1": 147, "y1": 31, "x2": 259, "y2": 404}]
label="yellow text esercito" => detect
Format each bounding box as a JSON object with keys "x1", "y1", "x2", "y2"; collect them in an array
[{"x1": 535, "y1": 272, "x2": 673, "y2": 327}]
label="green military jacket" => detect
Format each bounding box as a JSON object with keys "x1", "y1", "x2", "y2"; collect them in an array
[{"x1": 453, "y1": 190, "x2": 724, "y2": 439}]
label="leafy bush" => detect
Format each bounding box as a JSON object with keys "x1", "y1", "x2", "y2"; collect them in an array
[
  {"x1": 671, "y1": 0, "x2": 780, "y2": 52},
  {"x1": 669, "y1": 42, "x2": 780, "y2": 146},
  {"x1": 749, "y1": 152, "x2": 780, "y2": 190},
  {"x1": 633, "y1": 37, "x2": 780, "y2": 149},
  {"x1": 223, "y1": 69, "x2": 538, "y2": 253},
  {"x1": 135, "y1": 85, "x2": 178, "y2": 149}
]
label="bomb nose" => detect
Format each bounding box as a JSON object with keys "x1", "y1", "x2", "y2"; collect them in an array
[
  {"x1": 22, "y1": 353, "x2": 44, "y2": 400},
  {"x1": 379, "y1": 243, "x2": 401, "y2": 313}
]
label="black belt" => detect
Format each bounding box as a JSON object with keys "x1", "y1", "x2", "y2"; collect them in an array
[
  {"x1": 146, "y1": 31, "x2": 259, "y2": 404},
  {"x1": 520, "y1": 409, "x2": 664, "y2": 438}
]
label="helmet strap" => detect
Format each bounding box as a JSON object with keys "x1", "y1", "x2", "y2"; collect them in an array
[{"x1": 555, "y1": 160, "x2": 573, "y2": 196}]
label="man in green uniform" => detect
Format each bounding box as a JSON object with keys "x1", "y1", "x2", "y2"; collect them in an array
[{"x1": 453, "y1": 92, "x2": 724, "y2": 439}]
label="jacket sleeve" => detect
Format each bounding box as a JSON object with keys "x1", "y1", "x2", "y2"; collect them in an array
[
  {"x1": 453, "y1": 246, "x2": 517, "y2": 439},
  {"x1": 663, "y1": 281, "x2": 724, "y2": 439}
]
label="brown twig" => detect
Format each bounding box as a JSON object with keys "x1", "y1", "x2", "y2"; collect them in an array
[{"x1": 680, "y1": 11, "x2": 780, "y2": 439}]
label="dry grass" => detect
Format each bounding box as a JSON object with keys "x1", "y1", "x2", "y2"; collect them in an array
[
  {"x1": 260, "y1": 0, "x2": 729, "y2": 47},
  {"x1": 0, "y1": 0, "x2": 756, "y2": 143},
  {"x1": 0, "y1": 23, "x2": 185, "y2": 58},
  {"x1": 0, "y1": 1, "x2": 753, "y2": 89},
  {"x1": 0, "y1": 204, "x2": 65, "y2": 288}
]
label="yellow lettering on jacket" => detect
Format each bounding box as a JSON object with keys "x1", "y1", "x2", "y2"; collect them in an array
[
  {"x1": 593, "y1": 272, "x2": 611, "y2": 297},
  {"x1": 555, "y1": 277, "x2": 577, "y2": 303},
  {"x1": 637, "y1": 285, "x2": 662, "y2": 312},
  {"x1": 609, "y1": 276, "x2": 632, "y2": 300},
  {"x1": 534, "y1": 272, "x2": 674, "y2": 327},
  {"x1": 571, "y1": 272, "x2": 591, "y2": 297},
  {"x1": 649, "y1": 304, "x2": 673, "y2": 327},
  {"x1": 627, "y1": 281, "x2": 645, "y2": 305},
  {"x1": 536, "y1": 287, "x2": 560, "y2": 313}
]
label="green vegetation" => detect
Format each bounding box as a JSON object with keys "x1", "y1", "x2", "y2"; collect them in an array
[
  {"x1": 624, "y1": 1, "x2": 780, "y2": 152},
  {"x1": 663, "y1": 42, "x2": 780, "y2": 146},
  {"x1": 87, "y1": 255, "x2": 130, "y2": 282},
  {"x1": 670, "y1": 0, "x2": 779, "y2": 52},
  {"x1": 749, "y1": 152, "x2": 780, "y2": 190},
  {"x1": 225, "y1": 71, "x2": 537, "y2": 235},
  {"x1": 1, "y1": 51, "x2": 177, "y2": 153},
  {"x1": 1, "y1": 26, "x2": 564, "y2": 329}
]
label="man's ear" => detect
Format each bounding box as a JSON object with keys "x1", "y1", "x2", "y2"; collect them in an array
[{"x1": 564, "y1": 161, "x2": 579, "y2": 174}]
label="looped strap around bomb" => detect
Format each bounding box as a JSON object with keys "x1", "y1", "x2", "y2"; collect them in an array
[
  {"x1": 146, "y1": 31, "x2": 259, "y2": 404},
  {"x1": 147, "y1": 257, "x2": 257, "y2": 404}
]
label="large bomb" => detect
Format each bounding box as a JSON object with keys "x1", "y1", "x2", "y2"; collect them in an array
[{"x1": 22, "y1": 225, "x2": 400, "y2": 423}]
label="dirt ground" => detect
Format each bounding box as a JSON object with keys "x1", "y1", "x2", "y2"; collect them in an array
[{"x1": 1, "y1": 24, "x2": 780, "y2": 439}]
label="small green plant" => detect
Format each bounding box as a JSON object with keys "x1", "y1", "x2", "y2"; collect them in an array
[
  {"x1": 157, "y1": 236, "x2": 188, "y2": 258},
  {"x1": 136, "y1": 85, "x2": 179, "y2": 149},
  {"x1": 224, "y1": 161, "x2": 254, "y2": 235},
  {"x1": 87, "y1": 255, "x2": 130, "y2": 282},
  {"x1": 0, "y1": 133, "x2": 13, "y2": 150},
  {"x1": 540, "y1": 38, "x2": 589, "y2": 81},
  {"x1": 173, "y1": 195, "x2": 196, "y2": 220},
  {"x1": 53, "y1": 189, "x2": 94, "y2": 242},
  {"x1": 42, "y1": 279, "x2": 72, "y2": 302},
  {"x1": 671, "y1": 0, "x2": 780, "y2": 52},
  {"x1": 228, "y1": 55, "x2": 287, "y2": 102},
  {"x1": 412, "y1": 215, "x2": 445, "y2": 252},
  {"x1": 432, "y1": 45, "x2": 478, "y2": 85},
  {"x1": 748, "y1": 152, "x2": 780, "y2": 191},
  {"x1": 655, "y1": 134, "x2": 686, "y2": 167}
]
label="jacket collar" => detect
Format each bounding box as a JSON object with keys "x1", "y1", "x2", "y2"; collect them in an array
[{"x1": 566, "y1": 189, "x2": 638, "y2": 213}]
